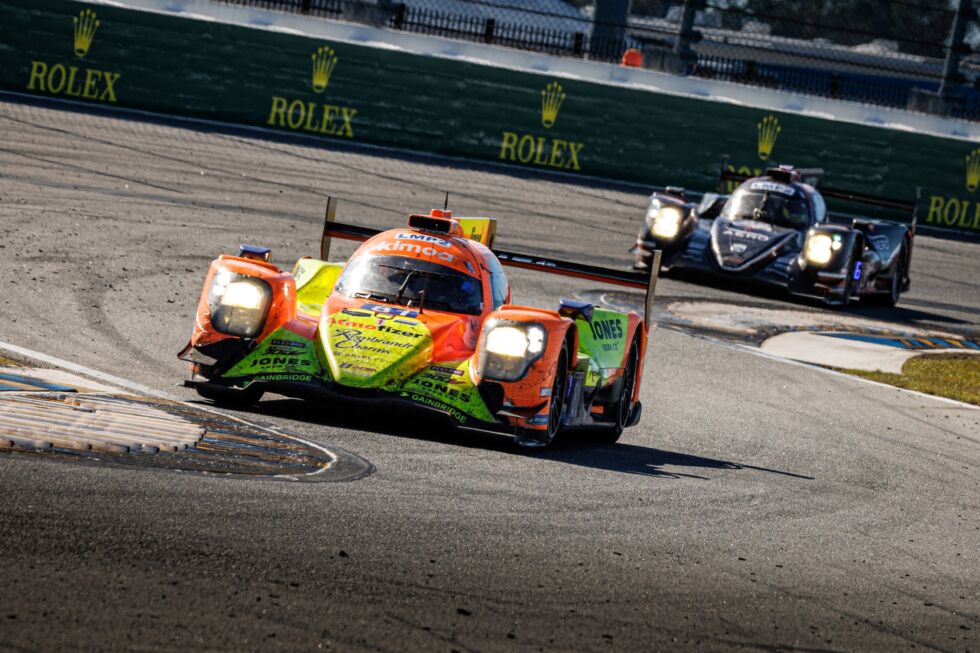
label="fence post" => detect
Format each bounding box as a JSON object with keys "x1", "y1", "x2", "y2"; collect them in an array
[
  {"x1": 591, "y1": 0, "x2": 629, "y2": 60},
  {"x1": 909, "y1": 0, "x2": 974, "y2": 115},
  {"x1": 939, "y1": 0, "x2": 972, "y2": 99},
  {"x1": 573, "y1": 32, "x2": 584, "y2": 56},
  {"x1": 484, "y1": 18, "x2": 495, "y2": 43},
  {"x1": 393, "y1": 3, "x2": 406, "y2": 30},
  {"x1": 673, "y1": 0, "x2": 703, "y2": 70},
  {"x1": 301, "y1": 0, "x2": 311, "y2": 15}
]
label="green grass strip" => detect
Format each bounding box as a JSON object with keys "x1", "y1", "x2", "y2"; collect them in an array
[{"x1": 844, "y1": 353, "x2": 980, "y2": 406}]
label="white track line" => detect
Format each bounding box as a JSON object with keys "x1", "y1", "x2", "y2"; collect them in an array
[
  {"x1": 695, "y1": 333, "x2": 980, "y2": 411},
  {"x1": 0, "y1": 339, "x2": 340, "y2": 476},
  {"x1": 0, "y1": 339, "x2": 174, "y2": 400}
]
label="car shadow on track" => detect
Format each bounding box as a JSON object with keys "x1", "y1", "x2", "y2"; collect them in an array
[
  {"x1": 208, "y1": 397, "x2": 812, "y2": 481},
  {"x1": 665, "y1": 269, "x2": 977, "y2": 328},
  {"x1": 542, "y1": 435, "x2": 815, "y2": 480}
]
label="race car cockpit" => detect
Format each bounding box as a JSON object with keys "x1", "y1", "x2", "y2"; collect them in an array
[
  {"x1": 722, "y1": 182, "x2": 811, "y2": 229},
  {"x1": 333, "y1": 254, "x2": 484, "y2": 315}
]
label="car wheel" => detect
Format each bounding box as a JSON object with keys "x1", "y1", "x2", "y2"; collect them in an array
[
  {"x1": 597, "y1": 340, "x2": 639, "y2": 445},
  {"x1": 830, "y1": 244, "x2": 858, "y2": 307},
  {"x1": 516, "y1": 347, "x2": 568, "y2": 449},
  {"x1": 196, "y1": 384, "x2": 263, "y2": 408},
  {"x1": 870, "y1": 245, "x2": 906, "y2": 308}
]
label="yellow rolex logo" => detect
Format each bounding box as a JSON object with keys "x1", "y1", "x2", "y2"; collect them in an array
[
  {"x1": 757, "y1": 114, "x2": 781, "y2": 161},
  {"x1": 73, "y1": 8, "x2": 100, "y2": 59},
  {"x1": 541, "y1": 81, "x2": 566, "y2": 129},
  {"x1": 966, "y1": 149, "x2": 980, "y2": 192},
  {"x1": 311, "y1": 46, "x2": 338, "y2": 93}
]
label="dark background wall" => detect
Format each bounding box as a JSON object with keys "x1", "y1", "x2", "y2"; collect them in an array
[{"x1": 2, "y1": 0, "x2": 979, "y2": 234}]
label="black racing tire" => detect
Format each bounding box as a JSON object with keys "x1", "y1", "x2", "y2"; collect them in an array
[
  {"x1": 515, "y1": 346, "x2": 568, "y2": 449},
  {"x1": 196, "y1": 384, "x2": 263, "y2": 408},
  {"x1": 869, "y1": 245, "x2": 906, "y2": 308},
  {"x1": 832, "y1": 243, "x2": 859, "y2": 307},
  {"x1": 596, "y1": 340, "x2": 639, "y2": 445},
  {"x1": 544, "y1": 347, "x2": 569, "y2": 445}
]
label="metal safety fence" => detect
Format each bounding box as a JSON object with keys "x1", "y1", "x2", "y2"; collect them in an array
[{"x1": 210, "y1": 0, "x2": 980, "y2": 120}]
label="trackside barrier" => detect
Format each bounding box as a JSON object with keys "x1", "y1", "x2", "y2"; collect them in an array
[{"x1": 1, "y1": 0, "x2": 979, "y2": 235}]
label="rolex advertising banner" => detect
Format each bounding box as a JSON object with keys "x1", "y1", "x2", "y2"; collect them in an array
[{"x1": 2, "y1": 0, "x2": 979, "y2": 235}]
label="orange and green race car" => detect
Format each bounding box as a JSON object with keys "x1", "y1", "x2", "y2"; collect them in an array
[{"x1": 178, "y1": 200, "x2": 661, "y2": 448}]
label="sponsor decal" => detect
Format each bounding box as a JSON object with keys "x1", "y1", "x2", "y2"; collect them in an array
[
  {"x1": 223, "y1": 328, "x2": 320, "y2": 378},
  {"x1": 332, "y1": 328, "x2": 412, "y2": 351},
  {"x1": 923, "y1": 195, "x2": 980, "y2": 231},
  {"x1": 396, "y1": 233, "x2": 451, "y2": 248},
  {"x1": 74, "y1": 8, "x2": 99, "y2": 57},
  {"x1": 412, "y1": 377, "x2": 471, "y2": 403},
  {"x1": 264, "y1": 347, "x2": 309, "y2": 356},
  {"x1": 967, "y1": 149, "x2": 980, "y2": 192},
  {"x1": 403, "y1": 392, "x2": 468, "y2": 424},
  {"x1": 363, "y1": 304, "x2": 419, "y2": 318},
  {"x1": 338, "y1": 362, "x2": 375, "y2": 377},
  {"x1": 868, "y1": 234, "x2": 890, "y2": 252},
  {"x1": 430, "y1": 365, "x2": 464, "y2": 377},
  {"x1": 579, "y1": 312, "x2": 628, "y2": 366},
  {"x1": 311, "y1": 45, "x2": 337, "y2": 92},
  {"x1": 377, "y1": 324, "x2": 423, "y2": 339},
  {"x1": 757, "y1": 115, "x2": 781, "y2": 161},
  {"x1": 923, "y1": 150, "x2": 980, "y2": 232},
  {"x1": 266, "y1": 43, "x2": 357, "y2": 140},
  {"x1": 721, "y1": 114, "x2": 784, "y2": 192},
  {"x1": 498, "y1": 80, "x2": 584, "y2": 171},
  {"x1": 328, "y1": 317, "x2": 377, "y2": 330},
  {"x1": 271, "y1": 339, "x2": 305, "y2": 349},
  {"x1": 724, "y1": 228, "x2": 770, "y2": 242},
  {"x1": 589, "y1": 318, "x2": 624, "y2": 341},
  {"x1": 732, "y1": 243, "x2": 748, "y2": 253},
  {"x1": 528, "y1": 412, "x2": 550, "y2": 425},
  {"x1": 249, "y1": 356, "x2": 312, "y2": 368},
  {"x1": 541, "y1": 81, "x2": 566, "y2": 128},
  {"x1": 26, "y1": 8, "x2": 121, "y2": 104},
  {"x1": 749, "y1": 181, "x2": 795, "y2": 196},
  {"x1": 253, "y1": 373, "x2": 313, "y2": 383},
  {"x1": 371, "y1": 240, "x2": 455, "y2": 263}
]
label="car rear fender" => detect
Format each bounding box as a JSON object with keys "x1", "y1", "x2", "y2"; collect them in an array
[{"x1": 577, "y1": 308, "x2": 644, "y2": 401}]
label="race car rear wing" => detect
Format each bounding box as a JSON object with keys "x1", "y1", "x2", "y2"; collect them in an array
[
  {"x1": 318, "y1": 198, "x2": 661, "y2": 332},
  {"x1": 717, "y1": 158, "x2": 919, "y2": 226}
]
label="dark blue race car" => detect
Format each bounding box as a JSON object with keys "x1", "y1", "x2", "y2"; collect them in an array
[{"x1": 631, "y1": 165, "x2": 918, "y2": 307}]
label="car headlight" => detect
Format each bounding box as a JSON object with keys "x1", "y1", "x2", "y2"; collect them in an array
[
  {"x1": 480, "y1": 321, "x2": 547, "y2": 382},
  {"x1": 646, "y1": 201, "x2": 683, "y2": 240},
  {"x1": 208, "y1": 274, "x2": 272, "y2": 338},
  {"x1": 803, "y1": 233, "x2": 834, "y2": 266}
]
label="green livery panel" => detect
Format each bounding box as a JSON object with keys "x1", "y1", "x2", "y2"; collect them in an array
[
  {"x1": 575, "y1": 309, "x2": 630, "y2": 389},
  {"x1": 220, "y1": 312, "x2": 496, "y2": 425}
]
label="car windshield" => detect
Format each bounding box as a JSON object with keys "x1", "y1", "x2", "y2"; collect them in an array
[
  {"x1": 334, "y1": 255, "x2": 483, "y2": 315},
  {"x1": 723, "y1": 188, "x2": 810, "y2": 229}
]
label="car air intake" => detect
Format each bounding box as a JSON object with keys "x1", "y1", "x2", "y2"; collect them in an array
[{"x1": 407, "y1": 211, "x2": 464, "y2": 237}]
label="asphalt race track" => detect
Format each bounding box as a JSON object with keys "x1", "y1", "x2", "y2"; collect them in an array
[{"x1": 1, "y1": 97, "x2": 978, "y2": 652}]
